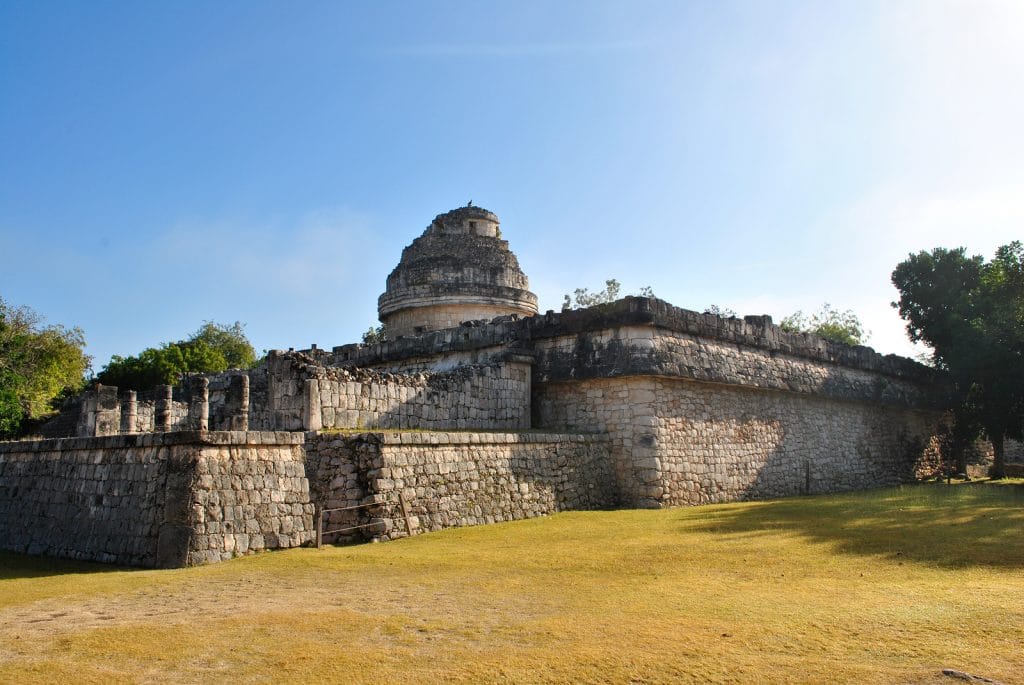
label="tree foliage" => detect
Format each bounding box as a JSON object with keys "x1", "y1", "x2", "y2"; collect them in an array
[
  {"x1": 892, "y1": 242, "x2": 1024, "y2": 477},
  {"x1": 704, "y1": 305, "x2": 738, "y2": 318},
  {"x1": 0, "y1": 297, "x2": 90, "y2": 438},
  {"x1": 561, "y1": 280, "x2": 655, "y2": 311},
  {"x1": 362, "y1": 325, "x2": 387, "y2": 345},
  {"x1": 780, "y1": 303, "x2": 869, "y2": 346},
  {"x1": 97, "y1": 321, "x2": 256, "y2": 391}
]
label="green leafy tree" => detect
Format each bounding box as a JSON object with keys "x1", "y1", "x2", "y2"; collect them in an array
[
  {"x1": 892, "y1": 242, "x2": 1024, "y2": 478},
  {"x1": 97, "y1": 321, "x2": 256, "y2": 391},
  {"x1": 704, "y1": 305, "x2": 738, "y2": 318},
  {"x1": 0, "y1": 297, "x2": 90, "y2": 438},
  {"x1": 189, "y1": 322, "x2": 256, "y2": 369},
  {"x1": 562, "y1": 280, "x2": 655, "y2": 311},
  {"x1": 780, "y1": 303, "x2": 869, "y2": 346},
  {"x1": 362, "y1": 325, "x2": 387, "y2": 344}
]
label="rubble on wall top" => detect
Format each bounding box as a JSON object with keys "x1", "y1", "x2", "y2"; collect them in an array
[
  {"x1": 332, "y1": 296, "x2": 936, "y2": 384},
  {"x1": 267, "y1": 348, "x2": 508, "y2": 389},
  {"x1": 431, "y1": 204, "x2": 499, "y2": 225}
]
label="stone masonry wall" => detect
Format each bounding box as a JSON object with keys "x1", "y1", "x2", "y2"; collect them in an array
[
  {"x1": 534, "y1": 374, "x2": 940, "y2": 508},
  {"x1": 0, "y1": 432, "x2": 310, "y2": 568},
  {"x1": 532, "y1": 322, "x2": 942, "y2": 507},
  {"x1": 651, "y1": 377, "x2": 939, "y2": 505},
  {"x1": 265, "y1": 352, "x2": 530, "y2": 432},
  {"x1": 314, "y1": 362, "x2": 530, "y2": 431},
  {"x1": 187, "y1": 434, "x2": 313, "y2": 565},
  {"x1": 0, "y1": 436, "x2": 175, "y2": 566},
  {"x1": 304, "y1": 432, "x2": 382, "y2": 544},
  {"x1": 531, "y1": 325, "x2": 934, "y2": 408},
  {"x1": 532, "y1": 376, "x2": 655, "y2": 506},
  {"x1": 305, "y1": 431, "x2": 615, "y2": 543},
  {"x1": 383, "y1": 304, "x2": 530, "y2": 340}
]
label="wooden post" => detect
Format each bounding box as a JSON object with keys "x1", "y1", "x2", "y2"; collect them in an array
[{"x1": 316, "y1": 505, "x2": 323, "y2": 549}]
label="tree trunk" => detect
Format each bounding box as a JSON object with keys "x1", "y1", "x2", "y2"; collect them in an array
[
  {"x1": 990, "y1": 432, "x2": 1006, "y2": 479},
  {"x1": 953, "y1": 442, "x2": 968, "y2": 477}
]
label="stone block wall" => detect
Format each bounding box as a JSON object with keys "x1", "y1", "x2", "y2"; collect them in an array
[
  {"x1": 304, "y1": 433, "x2": 381, "y2": 544},
  {"x1": 532, "y1": 376, "x2": 655, "y2": 506},
  {"x1": 532, "y1": 321, "x2": 943, "y2": 507},
  {"x1": 533, "y1": 375, "x2": 939, "y2": 508},
  {"x1": 187, "y1": 434, "x2": 313, "y2": 565},
  {"x1": 531, "y1": 325, "x2": 933, "y2": 408},
  {"x1": 650, "y1": 377, "x2": 938, "y2": 505},
  {"x1": 313, "y1": 362, "x2": 530, "y2": 431},
  {"x1": 265, "y1": 352, "x2": 530, "y2": 432},
  {"x1": 0, "y1": 435, "x2": 174, "y2": 566},
  {"x1": 382, "y1": 305, "x2": 529, "y2": 340},
  {"x1": 305, "y1": 431, "x2": 615, "y2": 542},
  {"x1": 0, "y1": 432, "x2": 310, "y2": 568}
]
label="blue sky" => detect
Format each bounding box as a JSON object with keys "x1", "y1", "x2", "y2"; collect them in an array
[{"x1": 2, "y1": 1, "x2": 1022, "y2": 371}]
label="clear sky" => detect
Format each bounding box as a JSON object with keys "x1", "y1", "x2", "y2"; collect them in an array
[{"x1": 2, "y1": 1, "x2": 1022, "y2": 371}]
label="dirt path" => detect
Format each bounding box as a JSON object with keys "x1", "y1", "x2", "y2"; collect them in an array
[{"x1": 0, "y1": 576, "x2": 320, "y2": 641}]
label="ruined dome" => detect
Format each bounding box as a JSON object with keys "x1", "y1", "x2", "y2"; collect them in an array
[{"x1": 378, "y1": 205, "x2": 539, "y2": 338}]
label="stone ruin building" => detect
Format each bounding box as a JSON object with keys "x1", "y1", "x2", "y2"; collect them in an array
[{"x1": 0, "y1": 205, "x2": 947, "y2": 568}]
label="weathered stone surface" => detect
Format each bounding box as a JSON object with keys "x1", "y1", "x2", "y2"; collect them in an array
[
  {"x1": 377, "y1": 205, "x2": 538, "y2": 338},
  {"x1": 6, "y1": 206, "x2": 966, "y2": 568},
  {"x1": 305, "y1": 431, "x2": 614, "y2": 543},
  {"x1": 0, "y1": 432, "x2": 309, "y2": 568}
]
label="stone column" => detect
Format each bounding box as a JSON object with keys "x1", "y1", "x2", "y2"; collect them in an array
[
  {"x1": 120, "y1": 390, "x2": 137, "y2": 434},
  {"x1": 94, "y1": 384, "x2": 120, "y2": 436},
  {"x1": 76, "y1": 389, "x2": 98, "y2": 437},
  {"x1": 155, "y1": 385, "x2": 173, "y2": 432},
  {"x1": 189, "y1": 377, "x2": 209, "y2": 432},
  {"x1": 304, "y1": 378, "x2": 322, "y2": 431},
  {"x1": 228, "y1": 374, "x2": 249, "y2": 431}
]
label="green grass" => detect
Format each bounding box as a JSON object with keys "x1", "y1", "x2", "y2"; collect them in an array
[{"x1": 2, "y1": 481, "x2": 1022, "y2": 684}]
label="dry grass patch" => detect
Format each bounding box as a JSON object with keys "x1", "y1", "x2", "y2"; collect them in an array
[{"x1": 1, "y1": 481, "x2": 1022, "y2": 683}]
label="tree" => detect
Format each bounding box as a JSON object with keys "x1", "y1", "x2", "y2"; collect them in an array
[
  {"x1": 189, "y1": 322, "x2": 256, "y2": 369},
  {"x1": 561, "y1": 280, "x2": 655, "y2": 311},
  {"x1": 97, "y1": 321, "x2": 256, "y2": 391},
  {"x1": 0, "y1": 297, "x2": 90, "y2": 438},
  {"x1": 704, "y1": 305, "x2": 738, "y2": 318},
  {"x1": 892, "y1": 242, "x2": 1024, "y2": 478},
  {"x1": 362, "y1": 325, "x2": 387, "y2": 345},
  {"x1": 780, "y1": 303, "x2": 869, "y2": 346}
]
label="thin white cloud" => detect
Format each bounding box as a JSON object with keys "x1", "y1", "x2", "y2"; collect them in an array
[
  {"x1": 155, "y1": 207, "x2": 385, "y2": 298},
  {"x1": 380, "y1": 40, "x2": 651, "y2": 58},
  {"x1": 830, "y1": 178, "x2": 1024, "y2": 258}
]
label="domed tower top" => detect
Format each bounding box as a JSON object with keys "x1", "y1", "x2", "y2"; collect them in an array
[{"x1": 378, "y1": 205, "x2": 539, "y2": 338}]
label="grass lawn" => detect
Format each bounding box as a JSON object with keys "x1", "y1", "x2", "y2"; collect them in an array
[{"x1": 1, "y1": 481, "x2": 1022, "y2": 684}]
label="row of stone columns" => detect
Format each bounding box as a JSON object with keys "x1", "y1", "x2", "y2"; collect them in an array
[{"x1": 79, "y1": 375, "x2": 250, "y2": 436}]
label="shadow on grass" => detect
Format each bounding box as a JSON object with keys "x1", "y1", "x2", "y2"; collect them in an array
[
  {"x1": 692, "y1": 481, "x2": 1024, "y2": 569},
  {"x1": 0, "y1": 551, "x2": 132, "y2": 580}
]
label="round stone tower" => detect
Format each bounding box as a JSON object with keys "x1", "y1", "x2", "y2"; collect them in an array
[{"x1": 378, "y1": 205, "x2": 539, "y2": 338}]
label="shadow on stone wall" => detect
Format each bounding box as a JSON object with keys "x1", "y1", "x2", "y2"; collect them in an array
[
  {"x1": 688, "y1": 483, "x2": 1024, "y2": 569},
  {"x1": 0, "y1": 550, "x2": 134, "y2": 579}
]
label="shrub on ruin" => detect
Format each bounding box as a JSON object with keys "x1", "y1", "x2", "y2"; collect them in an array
[
  {"x1": 96, "y1": 321, "x2": 256, "y2": 391},
  {"x1": 362, "y1": 325, "x2": 387, "y2": 344},
  {"x1": 780, "y1": 303, "x2": 868, "y2": 346},
  {"x1": 561, "y1": 280, "x2": 655, "y2": 311},
  {"x1": 704, "y1": 305, "x2": 738, "y2": 318}
]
